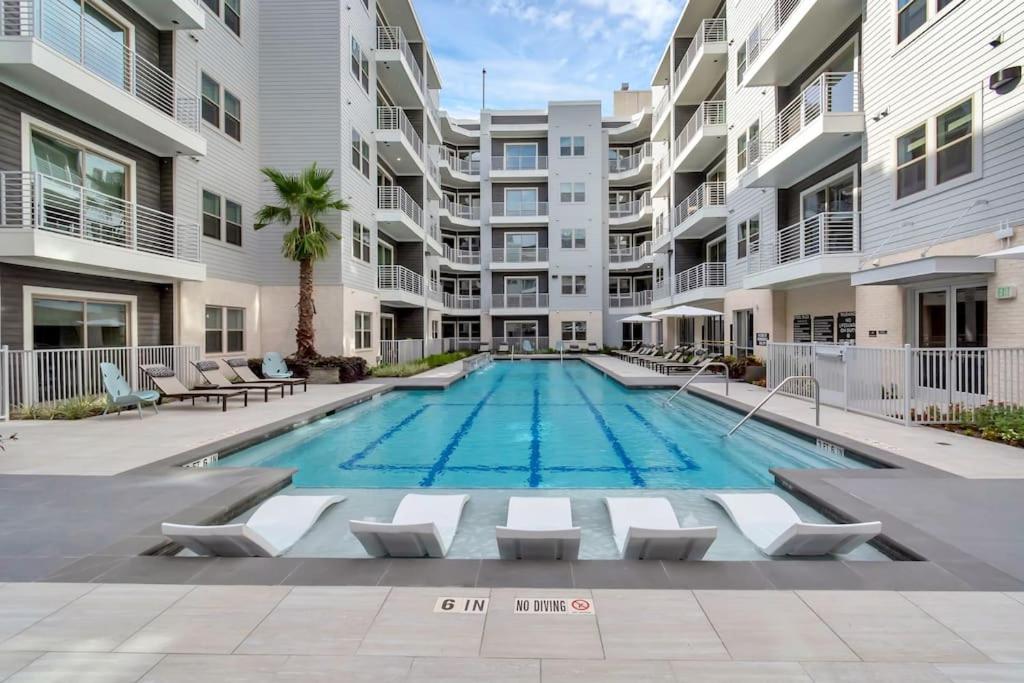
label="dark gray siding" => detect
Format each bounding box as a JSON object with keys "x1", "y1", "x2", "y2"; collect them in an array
[
  {"x1": 380, "y1": 306, "x2": 423, "y2": 339},
  {"x1": 491, "y1": 271, "x2": 550, "y2": 294},
  {"x1": 492, "y1": 316, "x2": 549, "y2": 336},
  {"x1": 777, "y1": 149, "x2": 860, "y2": 225}
]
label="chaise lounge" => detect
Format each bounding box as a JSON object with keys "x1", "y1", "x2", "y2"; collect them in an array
[
  {"x1": 222, "y1": 358, "x2": 308, "y2": 393},
  {"x1": 605, "y1": 497, "x2": 717, "y2": 560},
  {"x1": 350, "y1": 494, "x2": 469, "y2": 558},
  {"x1": 495, "y1": 497, "x2": 581, "y2": 560},
  {"x1": 140, "y1": 363, "x2": 249, "y2": 411},
  {"x1": 192, "y1": 360, "x2": 286, "y2": 402}
]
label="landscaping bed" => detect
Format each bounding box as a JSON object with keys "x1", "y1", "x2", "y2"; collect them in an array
[
  {"x1": 371, "y1": 350, "x2": 473, "y2": 378},
  {"x1": 933, "y1": 406, "x2": 1024, "y2": 448}
]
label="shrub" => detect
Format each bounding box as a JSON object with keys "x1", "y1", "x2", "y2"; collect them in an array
[
  {"x1": 12, "y1": 395, "x2": 107, "y2": 420},
  {"x1": 957, "y1": 406, "x2": 1024, "y2": 448},
  {"x1": 715, "y1": 354, "x2": 763, "y2": 380},
  {"x1": 371, "y1": 350, "x2": 472, "y2": 378},
  {"x1": 247, "y1": 355, "x2": 369, "y2": 383}
]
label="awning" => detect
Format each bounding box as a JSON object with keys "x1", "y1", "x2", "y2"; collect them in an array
[
  {"x1": 651, "y1": 304, "x2": 722, "y2": 318},
  {"x1": 619, "y1": 314, "x2": 659, "y2": 323},
  {"x1": 981, "y1": 245, "x2": 1024, "y2": 260},
  {"x1": 851, "y1": 256, "x2": 995, "y2": 287}
]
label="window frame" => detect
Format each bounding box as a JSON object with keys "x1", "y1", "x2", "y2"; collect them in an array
[
  {"x1": 352, "y1": 220, "x2": 371, "y2": 262},
  {"x1": 561, "y1": 275, "x2": 586, "y2": 296},
  {"x1": 559, "y1": 135, "x2": 585, "y2": 157},
  {"x1": 25, "y1": 286, "x2": 137, "y2": 351},
  {"x1": 560, "y1": 227, "x2": 586, "y2": 249},
  {"x1": 561, "y1": 320, "x2": 588, "y2": 341},
  {"x1": 935, "y1": 98, "x2": 973, "y2": 186},
  {"x1": 559, "y1": 182, "x2": 585, "y2": 203},
  {"x1": 895, "y1": 0, "x2": 963, "y2": 46},
  {"x1": 736, "y1": 214, "x2": 760, "y2": 260},
  {"x1": 355, "y1": 311, "x2": 372, "y2": 350},
  {"x1": 201, "y1": 73, "x2": 221, "y2": 128},
  {"x1": 223, "y1": 90, "x2": 241, "y2": 141},
  {"x1": 202, "y1": 190, "x2": 222, "y2": 240},
  {"x1": 895, "y1": 123, "x2": 927, "y2": 199},
  {"x1": 351, "y1": 128, "x2": 371, "y2": 179},
  {"x1": 204, "y1": 305, "x2": 245, "y2": 355},
  {"x1": 350, "y1": 35, "x2": 370, "y2": 94},
  {"x1": 224, "y1": 199, "x2": 243, "y2": 246},
  {"x1": 223, "y1": 0, "x2": 240, "y2": 35}
]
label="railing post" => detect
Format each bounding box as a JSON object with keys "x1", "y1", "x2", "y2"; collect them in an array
[
  {"x1": 903, "y1": 343, "x2": 913, "y2": 426},
  {"x1": 0, "y1": 345, "x2": 8, "y2": 422}
]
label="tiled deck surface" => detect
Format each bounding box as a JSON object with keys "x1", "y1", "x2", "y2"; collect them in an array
[{"x1": 0, "y1": 584, "x2": 1022, "y2": 682}]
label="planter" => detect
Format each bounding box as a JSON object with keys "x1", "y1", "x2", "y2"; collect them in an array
[
  {"x1": 743, "y1": 365, "x2": 766, "y2": 383},
  {"x1": 307, "y1": 366, "x2": 340, "y2": 384}
]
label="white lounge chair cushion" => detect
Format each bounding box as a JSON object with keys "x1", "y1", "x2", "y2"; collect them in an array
[
  {"x1": 162, "y1": 494, "x2": 344, "y2": 558},
  {"x1": 707, "y1": 492, "x2": 881, "y2": 557},
  {"x1": 350, "y1": 494, "x2": 468, "y2": 558},
  {"x1": 605, "y1": 497, "x2": 717, "y2": 560},
  {"x1": 496, "y1": 497, "x2": 581, "y2": 560}
]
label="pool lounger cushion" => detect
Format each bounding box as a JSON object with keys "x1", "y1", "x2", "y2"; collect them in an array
[
  {"x1": 605, "y1": 497, "x2": 717, "y2": 560},
  {"x1": 350, "y1": 494, "x2": 469, "y2": 558},
  {"x1": 496, "y1": 496, "x2": 581, "y2": 560},
  {"x1": 707, "y1": 492, "x2": 882, "y2": 557},
  {"x1": 162, "y1": 494, "x2": 345, "y2": 558}
]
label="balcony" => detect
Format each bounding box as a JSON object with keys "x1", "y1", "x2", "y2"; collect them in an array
[
  {"x1": 671, "y1": 18, "x2": 728, "y2": 105},
  {"x1": 490, "y1": 247, "x2": 549, "y2": 270},
  {"x1": 652, "y1": 154, "x2": 671, "y2": 198},
  {"x1": 744, "y1": 211, "x2": 861, "y2": 289},
  {"x1": 491, "y1": 292, "x2": 550, "y2": 313},
  {"x1": 490, "y1": 155, "x2": 548, "y2": 181},
  {"x1": 741, "y1": 0, "x2": 862, "y2": 87},
  {"x1": 673, "y1": 101, "x2": 726, "y2": 172},
  {"x1": 440, "y1": 245, "x2": 480, "y2": 272},
  {"x1": 674, "y1": 262, "x2": 726, "y2": 305},
  {"x1": 0, "y1": 171, "x2": 204, "y2": 281},
  {"x1": 0, "y1": 0, "x2": 205, "y2": 157},
  {"x1": 609, "y1": 290, "x2": 654, "y2": 312},
  {"x1": 378, "y1": 264, "x2": 424, "y2": 307},
  {"x1": 491, "y1": 202, "x2": 548, "y2": 225},
  {"x1": 609, "y1": 143, "x2": 653, "y2": 185},
  {"x1": 652, "y1": 91, "x2": 671, "y2": 141},
  {"x1": 437, "y1": 147, "x2": 480, "y2": 187},
  {"x1": 439, "y1": 198, "x2": 480, "y2": 229},
  {"x1": 442, "y1": 293, "x2": 482, "y2": 315},
  {"x1": 377, "y1": 187, "x2": 437, "y2": 252},
  {"x1": 376, "y1": 25, "x2": 427, "y2": 107},
  {"x1": 609, "y1": 192, "x2": 652, "y2": 228},
  {"x1": 129, "y1": 0, "x2": 205, "y2": 30},
  {"x1": 609, "y1": 242, "x2": 653, "y2": 270},
  {"x1": 742, "y1": 72, "x2": 864, "y2": 189},
  {"x1": 376, "y1": 107, "x2": 425, "y2": 175},
  {"x1": 656, "y1": 181, "x2": 727, "y2": 251}
]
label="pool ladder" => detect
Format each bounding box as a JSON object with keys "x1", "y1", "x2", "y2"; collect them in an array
[
  {"x1": 727, "y1": 375, "x2": 820, "y2": 436},
  {"x1": 662, "y1": 362, "x2": 730, "y2": 406}
]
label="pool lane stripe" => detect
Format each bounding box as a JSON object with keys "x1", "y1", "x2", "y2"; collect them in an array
[
  {"x1": 419, "y1": 376, "x2": 504, "y2": 487},
  {"x1": 624, "y1": 405, "x2": 700, "y2": 471},
  {"x1": 529, "y1": 385, "x2": 542, "y2": 487},
  {"x1": 337, "y1": 405, "x2": 429, "y2": 469},
  {"x1": 564, "y1": 373, "x2": 646, "y2": 487}
]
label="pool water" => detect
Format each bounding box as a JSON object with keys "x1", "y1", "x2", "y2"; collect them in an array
[{"x1": 216, "y1": 361, "x2": 866, "y2": 489}]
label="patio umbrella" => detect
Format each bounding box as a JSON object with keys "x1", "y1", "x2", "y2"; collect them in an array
[
  {"x1": 980, "y1": 245, "x2": 1024, "y2": 259},
  {"x1": 650, "y1": 304, "x2": 722, "y2": 318},
  {"x1": 619, "y1": 314, "x2": 659, "y2": 323}
]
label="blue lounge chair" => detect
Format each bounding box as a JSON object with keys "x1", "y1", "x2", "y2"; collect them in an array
[
  {"x1": 521, "y1": 339, "x2": 535, "y2": 354},
  {"x1": 99, "y1": 362, "x2": 160, "y2": 418},
  {"x1": 262, "y1": 352, "x2": 293, "y2": 378}
]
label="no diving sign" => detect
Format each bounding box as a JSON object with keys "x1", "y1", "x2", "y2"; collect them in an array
[{"x1": 514, "y1": 597, "x2": 594, "y2": 615}]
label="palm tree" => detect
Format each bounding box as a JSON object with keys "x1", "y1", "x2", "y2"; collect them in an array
[{"x1": 254, "y1": 163, "x2": 349, "y2": 360}]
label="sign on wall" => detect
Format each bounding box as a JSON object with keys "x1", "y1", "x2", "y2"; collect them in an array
[
  {"x1": 756, "y1": 332, "x2": 769, "y2": 346},
  {"x1": 813, "y1": 316, "x2": 835, "y2": 343},
  {"x1": 793, "y1": 314, "x2": 812, "y2": 343},
  {"x1": 837, "y1": 311, "x2": 856, "y2": 343}
]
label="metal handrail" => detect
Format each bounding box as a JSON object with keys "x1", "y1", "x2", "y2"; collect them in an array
[
  {"x1": 663, "y1": 362, "x2": 730, "y2": 405},
  {"x1": 727, "y1": 375, "x2": 819, "y2": 436}
]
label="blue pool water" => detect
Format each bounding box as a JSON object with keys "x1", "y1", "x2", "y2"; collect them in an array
[{"x1": 216, "y1": 361, "x2": 866, "y2": 488}]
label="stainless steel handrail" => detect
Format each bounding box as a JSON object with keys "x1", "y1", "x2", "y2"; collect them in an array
[
  {"x1": 663, "y1": 362, "x2": 730, "y2": 406},
  {"x1": 727, "y1": 375, "x2": 819, "y2": 436}
]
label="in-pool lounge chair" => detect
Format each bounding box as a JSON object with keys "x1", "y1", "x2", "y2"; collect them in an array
[
  {"x1": 192, "y1": 360, "x2": 286, "y2": 402},
  {"x1": 223, "y1": 358, "x2": 308, "y2": 394},
  {"x1": 496, "y1": 497, "x2": 581, "y2": 560},
  {"x1": 497, "y1": 342, "x2": 510, "y2": 354},
  {"x1": 140, "y1": 364, "x2": 248, "y2": 411},
  {"x1": 587, "y1": 342, "x2": 599, "y2": 353},
  {"x1": 162, "y1": 495, "x2": 344, "y2": 557},
  {"x1": 707, "y1": 492, "x2": 882, "y2": 557},
  {"x1": 99, "y1": 362, "x2": 160, "y2": 418},
  {"x1": 605, "y1": 497, "x2": 717, "y2": 560},
  {"x1": 262, "y1": 351, "x2": 294, "y2": 379},
  {"x1": 350, "y1": 494, "x2": 469, "y2": 558},
  {"x1": 478, "y1": 342, "x2": 491, "y2": 353},
  {"x1": 567, "y1": 342, "x2": 581, "y2": 353}
]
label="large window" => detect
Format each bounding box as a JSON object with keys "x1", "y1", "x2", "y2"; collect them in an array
[
  {"x1": 936, "y1": 99, "x2": 973, "y2": 184},
  {"x1": 504, "y1": 143, "x2": 538, "y2": 170},
  {"x1": 561, "y1": 275, "x2": 586, "y2": 295},
  {"x1": 896, "y1": 124, "x2": 927, "y2": 198},
  {"x1": 351, "y1": 129, "x2": 371, "y2": 178},
  {"x1": 30, "y1": 129, "x2": 127, "y2": 201},
  {"x1": 205, "y1": 306, "x2": 244, "y2": 354},
  {"x1": 202, "y1": 75, "x2": 242, "y2": 139},
  {"x1": 737, "y1": 215, "x2": 760, "y2": 260},
  {"x1": 504, "y1": 188, "x2": 538, "y2": 216},
  {"x1": 559, "y1": 136, "x2": 585, "y2": 157},
  {"x1": 355, "y1": 311, "x2": 372, "y2": 350},
  {"x1": 351, "y1": 36, "x2": 370, "y2": 93},
  {"x1": 352, "y1": 221, "x2": 371, "y2": 262},
  {"x1": 32, "y1": 297, "x2": 129, "y2": 349},
  {"x1": 561, "y1": 321, "x2": 587, "y2": 341}
]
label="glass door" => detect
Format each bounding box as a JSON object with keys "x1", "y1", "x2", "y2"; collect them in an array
[
  {"x1": 379, "y1": 315, "x2": 395, "y2": 342},
  {"x1": 505, "y1": 188, "x2": 538, "y2": 217},
  {"x1": 504, "y1": 143, "x2": 538, "y2": 170},
  {"x1": 377, "y1": 241, "x2": 394, "y2": 266},
  {"x1": 504, "y1": 232, "x2": 538, "y2": 262}
]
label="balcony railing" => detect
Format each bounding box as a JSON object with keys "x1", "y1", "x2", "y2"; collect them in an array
[
  {"x1": 4, "y1": 0, "x2": 200, "y2": 131},
  {"x1": 492, "y1": 202, "x2": 548, "y2": 218},
  {"x1": 376, "y1": 25, "x2": 426, "y2": 93},
  {"x1": 442, "y1": 245, "x2": 480, "y2": 265},
  {"x1": 674, "y1": 101, "x2": 726, "y2": 159},
  {"x1": 609, "y1": 143, "x2": 653, "y2": 173},
  {"x1": 752, "y1": 72, "x2": 862, "y2": 163},
  {"x1": 609, "y1": 192, "x2": 652, "y2": 220},
  {"x1": 443, "y1": 293, "x2": 481, "y2": 309},
  {"x1": 671, "y1": 181, "x2": 726, "y2": 228},
  {"x1": 609, "y1": 241, "x2": 653, "y2": 263},
  {"x1": 492, "y1": 156, "x2": 549, "y2": 172},
  {"x1": 491, "y1": 247, "x2": 549, "y2": 264},
  {"x1": 378, "y1": 264, "x2": 423, "y2": 295},
  {"x1": 492, "y1": 293, "x2": 550, "y2": 309},
  {"x1": 441, "y1": 197, "x2": 480, "y2": 221},
  {"x1": 748, "y1": 211, "x2": 860, "y2": 273},
  {"x1": 672, "y1": 18, "x2": 728, "y2": 91},
  {"x1": 378, "y1": 186, "x2": 423, "y2": 227},
  {"x1": 491, "y1": 337, "x2": 551, "y2": 352},
  {"x1": 438, "y1": 147, "x2": 480, "y2": 175},
  {"x1": 674, "y1": 262, "x2": 726, "y2": 294},
  {"x1": 745, "y1": 0, "x2": 800, "y2": 68},
  {"x1": 609, "y1": 290, "x2": 654, "y2": 309},
  {"x1": 654, "y1": 91, "x2": 670, "y2": 123},
  {"x1": 0, "y1": 171, "x2": 201, "y2": 262},
  {"x1": 377, "y1": 106, "x2": 423, "y2": 161}
]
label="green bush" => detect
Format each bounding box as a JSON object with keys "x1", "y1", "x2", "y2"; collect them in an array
[
  {"x1": 12, "y1": 395, "x2": 108, "y2": 420},
  {"x1": 371, "y1": 350, "x2": 472, "y2": 378},
  {"x1": 958, "y1": 406, "x2": 1024, "y2": 448}
]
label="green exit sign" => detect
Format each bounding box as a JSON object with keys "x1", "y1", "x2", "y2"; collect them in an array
[{"x1": 996, "y1": 286, "x2": 1017, "y2": 300}]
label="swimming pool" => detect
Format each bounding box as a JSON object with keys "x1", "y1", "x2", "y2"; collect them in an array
[{"x1": 215, "y1": 360, "x2": 866, "y2": 488}]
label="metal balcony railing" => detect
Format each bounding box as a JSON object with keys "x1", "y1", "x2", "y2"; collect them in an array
[
  {"x1": 442, "y1": 244, "x2": 480, "y2": 265},
  {"x1": 674, "y1": 262, "x2": 726, "y2": 294},
  {"x1": 492, "y1": 202, "x2": 548, "y2": 218},
  {"x1": 441, "y1": 197, "x2": 480, "y2": 221},
  {"x1": 674, "y1": 101, "x2": 726, "y2": 160},
  {"x1": 4, "y1": 0, "x2": 200, "y2": 131},
  {"x1": 438, "y1": 147, "x2": 480, "y2": 175},
  {"x1": 443, "y1": 293, "x2": 481, "y2": 309},
  {"x1": 378, "y1": 186, "x2": 423, "y2": 227},
  {"x1": 609, "y1": 143, "x2": 653, "y2": 173},
  {"x1": 492, "y1": 156, "x2": 549, "y2": 172},
  {"x1": 671, "y1": 181, "x2": 726, "y2": 228},
  {"x1": 672, "y1": 18, "x2": 728, "y2": 91},
  {"x1": 492, "y1": 293, "x2": 550, "y2": 308},
  {"x1": 377, "y1": 106, "x2": 423, "y2": 161},
  {"x1": 609, "y1": 241, "x2": 653, "y2": 264},
  {"x1": 745, "y1": 0, "x2": 801, "y2": 68},
  {"x1": 609, "y1": 192, "x2": 652, "y2": 220},
  {"x1": 0, "y1": 171, "x2": 201, "y2": 262},
  {"x1": 377, "y1": 264, "x2": 423, "y2": 295},
  {"x1": 609, "y1": 290, "x2": 654, "y2": 309},
  {"x1": 654, "y1": 91, "x2": 670, "y2": 123},
  {"x1": 491, "y1": 247, "x2": 549, "y2": 264},
  {"x1": 748, "y1": 211, "x2": 860, "y2": 273},
  {"x1": 376, "y1": 25, "x2": 426, "y2": 93}
]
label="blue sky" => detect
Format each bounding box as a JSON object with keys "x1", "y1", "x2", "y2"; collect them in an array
[{"x1": 416, "y1": 0, "x2": 679, "y2": 118}]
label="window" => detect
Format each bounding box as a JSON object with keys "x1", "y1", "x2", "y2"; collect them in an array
[
  {"x1": 355, "y1": 311, "x2": 372, "y2": 350},
  {"x1": 205, "y1": 306, "x2": 244, "y2": 354},
  {"x1": 737, "y1": 131, "x2": 748, "y2": 171},
  {"x1": 897, "y1": 0, "x2": 927, "y2": 42},
  {"x1": 224, "y1": 0, "x2": 240, "y2": 35},
  {"x1": 560, "y1": 228, "x2": 585, "y2": 249},
  {"x1": 560, "y1": 182, "x2": 585, "y2": 203},
  {"x1": 561, "y1": 321, "x2": 587, "y2": 341},
  {"x1": 737, "y1": 215, "x2": 760, "y2": 259},
  {"x1": 504, "y1": 143, "x2": 538, "y2": 170},
  {"x1": 561, "y1": 275, "x2": 586, "y2": 295},
  {"x1": 29, "y1": 128, "x2": 128, "y2": 201},
  {"x1": 431, "y1": 320, "x2": 439, "y2": 339},
  {"x1": 505, "y1": 188, "x2": 538, "y2": 215},
  {"x1": 225, "y1": 200, "x2": 243, "y2": 246},
  {"x1": 352, "y1": 221, "x2": 371, "y2": 262},
  {"x1": 351, "y1": 129, "x2": 371, "y2": 178},
  {"x1": 32, "y1": 297, "x2": 128, "y2": 349},
  {"x1": 201, "y1": 0, "x2": 218, "y2": 12},
  {"x1": 655, "y1": 267, "x2": 665, "y2": 288},
  {"x1": 936, "y1": 99, "x2": 972, "y2": 184},
  {"x1": 202, "y1": 191, "x2": 221, "y2": 239},
  {"x1": 896, "y1": 124, "x2": 927, "y2": 198},
  {"x1": 747, "y1": 121, "x2": 760, "y2": 166},
  {"x1": 736, "y1": 43, "x2": 747, "y2": 84},
  {"x1": 223, "y1": 91, "x2": 241, "y2": 141},
  {"x1": 559, "y1": 136, "x2": 584, "y2": 156},
  {"x1": 351, "y1": 36, "x2": 370, "y2": 93},
  {"x1": 201, "y1": 74, "x2": 220, "y2": 127}
]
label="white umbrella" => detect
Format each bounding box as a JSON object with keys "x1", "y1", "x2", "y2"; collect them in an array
[
  {"x1": 619, "y1": 314, "x2": 659, "y2": 323},
  {"x1": 651, "y1": 304, "x2": 722, "y2": 318},
  {"x1": 980, "y1": 245, "x2": 1024, "y2": 260}
]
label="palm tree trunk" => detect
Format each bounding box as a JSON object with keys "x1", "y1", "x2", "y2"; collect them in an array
[{"x1": 296, "y1": 257, "x2": 317, "y2": 359}]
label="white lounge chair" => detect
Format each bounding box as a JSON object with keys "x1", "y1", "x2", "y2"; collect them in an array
[
  {"x1": 496, "y1": 497, "x2": 581, "y2": 560},
  {"x1": 707, "y1": 492, "x2": 882, "y2": 557},
  {"x1": 605, "y1": 497, "x2": 717, "y2": 560},
  {"x1": 350, "y1": 494, "x2": 469, "y2": 558},
  {"x1": 162, "y1": 494, "x2": 344, "y2": 558}
]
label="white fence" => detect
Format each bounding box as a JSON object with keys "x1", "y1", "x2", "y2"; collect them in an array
[
  {"x1": 379, "y1": 338, "x2": 475, "y2": 366},
  {"x1": 766, "y1": 343, "x2": 1024, "y2": 425},
  {"x1": 0, "y1": 345, "x2": 200, "y2": 418}
]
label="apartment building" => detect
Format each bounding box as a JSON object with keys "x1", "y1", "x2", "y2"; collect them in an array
[{"x1": 650, "y1": 0, "x2": 1024, "y2": 356}]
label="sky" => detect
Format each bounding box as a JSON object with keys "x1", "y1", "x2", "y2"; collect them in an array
[{"x1": 415, "y1": 0, "x2": 679, "y2": 119}]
